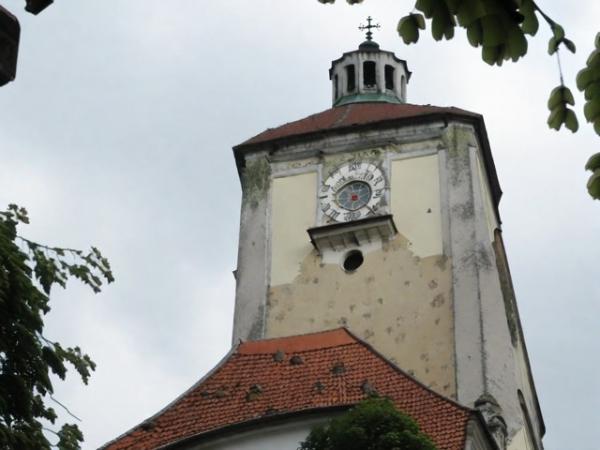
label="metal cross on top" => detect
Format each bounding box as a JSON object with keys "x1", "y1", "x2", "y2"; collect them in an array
[{"x1": 358, "y1": 16, "x2": 380, "y2": 41}]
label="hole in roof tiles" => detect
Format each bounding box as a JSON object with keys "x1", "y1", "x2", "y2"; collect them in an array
[
  {"x1": 273, "y1": 350, "x2": 285, "y2": 362},
  {"x1": 213, "y1": 389, "x2": 227, "y2": 399},
  {"x1": 290, "y1": 355, "x2": 304, "y2": 365},
  {"x1": 246, "y1": 384, "x2": 263, "y2": 402},
  {"x1": 200, "y1": 390, "x2": 210, "y2": 398},
  {"x1": 313, "y1": 381, "x2": 325, "y2": 393},
  {"x1": 361, "y1": 380, "x2": 378, "y2": 396},
  {"x1": 331, "y1": 362, "x2": 346, "y2": 375},
  {"x1": 140, "y1": 421, "x2": 154, "y2": 431}
]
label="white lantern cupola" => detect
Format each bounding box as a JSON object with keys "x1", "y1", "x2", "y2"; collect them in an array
[{"x1": 329, "y1": 17, "x2": 411, "y2": 107}]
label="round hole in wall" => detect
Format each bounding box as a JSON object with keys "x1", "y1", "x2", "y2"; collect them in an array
[{"x1": 343, "y1": 250, "x2": 364, "y2": 272}]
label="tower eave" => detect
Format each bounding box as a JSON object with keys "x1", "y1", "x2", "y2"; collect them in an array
[
  {"x1": 233, "y1": 104, "x2": 502, "y2": 221},
  {"x1": 328, "y1": 49, "x2": 412, "y2": 81}
]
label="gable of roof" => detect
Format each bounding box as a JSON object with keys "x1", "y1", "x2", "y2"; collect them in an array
[{"x1": 102, "y1": 328, "x2": 475, "y2": 450}]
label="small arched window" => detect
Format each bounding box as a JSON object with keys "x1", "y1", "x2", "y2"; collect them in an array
[
  {"x1": 363, "y1": 61, "x2": 376, "y2": 87},
  {"x1": 345, "y1": 65, "x2": 356, "y2": 92},
  {"x1": 385, "y1": 65, "x2": 395, "y2": 90},
  {"x1": 334, "y1": 74, "x2": 339, "y2": 98}
]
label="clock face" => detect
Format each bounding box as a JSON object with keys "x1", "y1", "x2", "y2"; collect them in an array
[{"x1": 320, "y1": 161, "x2": 386, "y2": 222}]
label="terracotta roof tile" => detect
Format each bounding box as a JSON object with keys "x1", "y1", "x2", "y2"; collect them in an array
[
  {"x1": 238, "y1": 102, "x2": 479, "y2": 147},
  {"x1": 102, "y1": 329, "x2": 473, "y2": 450}
]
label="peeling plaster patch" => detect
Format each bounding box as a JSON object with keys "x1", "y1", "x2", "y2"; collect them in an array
[
  {"x1": 430, "y1": 294, "x2": 445, "y2": 308},
  {"x1": 434, "y1": 255, "x2": 448, "y2": 271},
  {"x1": 266, "y1": 233, "x2": 456, "y2": 397}
]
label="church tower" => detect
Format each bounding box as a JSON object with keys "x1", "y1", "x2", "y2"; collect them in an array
[{"x1": 231, "y1": 21, "x2": 544, "y2": 450}]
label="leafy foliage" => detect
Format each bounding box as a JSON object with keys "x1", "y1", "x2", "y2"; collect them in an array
[
  {"x1": 547, "y1": 85, "x2": 578, "y2": 132},
  {"x1": 318, "y1": 0, "x2": 600, "y2": 199},
  {"x1": 577, "y1": 33, "x2": 600, "y2": 136},
  {"x1": 585, "y1": 152, "x2": 600, "y2": 199},
  {"x1": 0, "y1": 204, "x2": 113, "y2": 449},
  {"x1": 299, "y1": 397, "x2": 438, "y2": 450}
]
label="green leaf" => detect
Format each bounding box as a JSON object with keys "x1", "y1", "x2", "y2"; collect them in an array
[
  {"x1": 576, "y1": 67, "x2": 593, "y2": 91},
  {"x1": 587, "y1": 169, "x2": 600, "y2": 199},
  {"x1": 547, "y1": 86, "x2": 563, "y2": 110},
  {"x1": 547, "y1": 107, "x2": 566, "y2": 130},
  {"x1": 481, "y1": 14, "x2": 507, "y2": 47},
  {"x1": 519, "y1": 0, "x2": 538, "y2": 35},
  {"x1": 431, "y1": 8, "x2": 455, "y2": 41},
  {"x1": 398, "y1": 16, "x2": 419, "y2": 45},
  {"x1": 562, "y1": 86, "x2": 575, "y2": 106},
  {"x1": 584, "y1": 98, "x2": 600, "y2": 122},
  {"x1": 482, "y1": 45, "x2": 501, "y2": 65},
  {"x1": 564, "y1": 109, "x2": 579, "y2": 132},
  {"x1": 415, "y1": 0, "x2": 435, "y2": 18},
  {"x1": 585, "y1": 152, "x2": 600, "y2": 171},
  {"x1": 445, "y1": 0, "x2": 463, "y2": 14},
  {"x1": 548, "y1": 36, "x2": 559, "y2": 55},
  {"x1": 507, "y1": 25, "x2": 527, "y2": 61},
  {"x1": 563, "y1": 38, "x2": 576, "y2": 54},
  {"x1": 413, "y1": 13, "x2": 426, "y2": 30},
  {"x1": 457, "y1": 0, "x2": 488, "y2": 27},
  {"x1": 586, "y1": 49, "x2": 600, "y2": 69},
  {"x1": 551, "y1": 23, "x2": 565, "y2": 40},
  {"x1": 467, "y1": 21, "x2": 483, "y2": 47},
  {"x1": 585, "y1": 82, "x2": 600, "y2": 101}
]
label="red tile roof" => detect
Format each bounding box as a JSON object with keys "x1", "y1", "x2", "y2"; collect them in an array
[
  {"x1": 237, "y1": 102, "x2": 480, "y2": 148},
  {"x1": 102, "y1": 329, "x2": 473, "y2": 450}
]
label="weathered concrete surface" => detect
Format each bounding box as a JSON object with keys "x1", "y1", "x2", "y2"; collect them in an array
[{"x1": 232, "y1": 154, "x2": 271, "y2": 342}]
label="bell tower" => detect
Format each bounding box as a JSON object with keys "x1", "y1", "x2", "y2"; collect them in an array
[
  {"x1": 231, "y1": 21, "x2": 544, "y2": 450},
  {"x1": 330, "y1": 16, "x2": 410, "y2": 106}
]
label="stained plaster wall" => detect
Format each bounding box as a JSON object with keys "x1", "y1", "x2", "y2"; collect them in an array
[
  {"x1": 445, "y1": 124, "x2": 542, "y2": 450},
  {"x1": 266, "y1": 144, "x2": 455, "y2": 398},
  {"x1": 232, "y1": 120, "x2": 542, "y2": 450}
]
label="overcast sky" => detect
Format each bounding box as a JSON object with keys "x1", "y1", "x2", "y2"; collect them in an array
[{"x1": 1, "y1": 1, "x2": 599, "y2": 449}]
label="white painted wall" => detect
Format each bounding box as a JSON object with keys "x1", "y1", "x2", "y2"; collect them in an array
[
  {"x1": 390, "y1": 154, "x2": 442, "y2": 257},
  {"x1": 270, "y1": 172, "x2": 317, "y2": 286}
]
